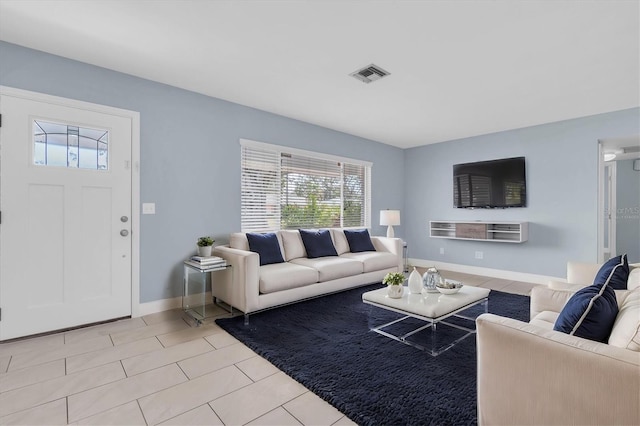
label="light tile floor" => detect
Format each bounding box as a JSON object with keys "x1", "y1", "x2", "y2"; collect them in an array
[{"x1": 0, "y1": 270, "x2": 539, "y2": 425}]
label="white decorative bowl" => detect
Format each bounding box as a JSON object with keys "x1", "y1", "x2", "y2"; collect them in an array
[{"x1": 436, "y1": 279, "x2": 463, "y2": 295}]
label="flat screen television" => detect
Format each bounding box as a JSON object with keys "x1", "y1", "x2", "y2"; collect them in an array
[{"x1": 453, "y1": 156, "x2": 526, "y2": 208}]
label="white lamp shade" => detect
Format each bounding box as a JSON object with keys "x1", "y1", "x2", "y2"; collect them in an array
[{"x1": 380, "y1": 210, "x2": 401, "y2": 226}]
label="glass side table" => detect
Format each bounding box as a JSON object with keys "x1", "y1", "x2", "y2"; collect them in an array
[{"x1": 183, "y1": 261, "x2": 232, "y2": 325}]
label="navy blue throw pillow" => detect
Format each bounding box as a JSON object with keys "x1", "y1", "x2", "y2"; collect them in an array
[
  {"x1": 246, "y1": 232, "x2": 285, "y2": 266},
  {"x1": 344, "y1": 229, "x2": 376, "y2": 253},
  {"x1": 553, "y1": 282, "x2": 619, "y2": 343},
  {"x1": 593, "y1": 254, "x2": 629, "y2": 290},
  {"x1": 298, "y1": 229, "x2": 338, "y2": 258}
]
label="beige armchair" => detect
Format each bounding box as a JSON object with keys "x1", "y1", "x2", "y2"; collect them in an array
[{"x1": 476, "y1": 261, "x2": 640, "y2": 425}]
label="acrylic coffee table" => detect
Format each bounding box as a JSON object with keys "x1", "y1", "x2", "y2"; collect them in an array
[{"x1": 362, "y1": 285, "x2": 490, "y2": 356}]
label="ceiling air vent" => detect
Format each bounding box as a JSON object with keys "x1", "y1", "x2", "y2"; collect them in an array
[{"x1": 349, "y1": 63, "x2": 391, "y2": 84}]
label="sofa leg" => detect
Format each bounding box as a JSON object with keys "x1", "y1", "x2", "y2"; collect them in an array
[{"x1": 244, "y1": 314, "x2": 250, "y2": 326}]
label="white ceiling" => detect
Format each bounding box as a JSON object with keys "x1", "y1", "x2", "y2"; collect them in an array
[{"x1": 0, "y1": 0, "x2": 638, "y2": 149}]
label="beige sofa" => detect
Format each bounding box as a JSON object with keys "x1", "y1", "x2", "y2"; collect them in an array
[
  {"x1": 476, "y1": 261, "x2": 640, "y2": 425},
  {"x1": 213, "y1": 229, "x2": 403, "y2": 322}
]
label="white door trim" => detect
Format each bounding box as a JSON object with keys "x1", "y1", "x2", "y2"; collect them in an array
[
  {"x1": 599, "y1": 161, "x2": 617, "y2": 262},
  {"x1": 608, "y1": 162, "x2": 617, "y2": 259},
  {"x1": 0, "y1": 85, "x2": 142, "y2": 318},
  {"x1": 598, "y1": 141, "x2": 605, "y2": 263}
]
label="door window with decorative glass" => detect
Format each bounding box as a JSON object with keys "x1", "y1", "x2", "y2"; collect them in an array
[{"x1": 33, "y1": 120, "x2": 108, "y2": 170}]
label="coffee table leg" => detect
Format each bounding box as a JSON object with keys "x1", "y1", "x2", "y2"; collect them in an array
[{"x1": 431, "y1": 321, "x2": 437, "y2": 356}]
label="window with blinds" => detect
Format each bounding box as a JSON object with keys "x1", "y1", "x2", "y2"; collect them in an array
[{"x1": 241, "y1": 140, "x2": 371, "y2": 232}]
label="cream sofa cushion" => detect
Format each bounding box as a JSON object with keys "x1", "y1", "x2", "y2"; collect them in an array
[
  {"x1": 280, "y1": 230, "x2": 307, "y2": 261},
  {"x1": 530, "y1": 311, "x2": 560, "y2": 329},
  {"x1": 229, "y1": 232, "x2": 250, "y2": 251},
  {"x1": 330, "y1": 228, "x2": 350, "y2": 255},
  {"x1": 628, "y1": 264, "x2": 640, "y2": 290},
  {"x1": 259, "y1": 262, "x2": 319, "y2": 294},
  {"x1": 341, "y1": 251, "x2": 398, "y2": 273},
  {"x1": 547, "y1": 281, "x2": 585, "y2": 292},
  {"x1": 566, "y1": 261, "x2": 602, "y2": 286},
  {"x1": 608, "y1": 288, "x2": 640, "y2": 351},
  {"x1": 290, "y1": 257, "x2": 363, "y2": 282}
]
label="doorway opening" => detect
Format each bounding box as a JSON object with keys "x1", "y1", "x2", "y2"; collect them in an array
[{"x1": 598, "y1": 136, "x2": 640, "y2": 264}]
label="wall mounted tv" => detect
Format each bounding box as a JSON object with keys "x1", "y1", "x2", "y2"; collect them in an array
[{"x1": 453, "y1": 156, "x2": 526, "y2": 208}]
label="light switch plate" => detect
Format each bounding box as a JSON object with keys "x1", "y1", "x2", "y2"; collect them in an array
[{"x1": 142, "y1": 203, "x2": 156, "y2": 214}]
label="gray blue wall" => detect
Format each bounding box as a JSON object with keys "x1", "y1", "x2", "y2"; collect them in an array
[
  {"x1": 2, "y1": 41, "x2": 639, "y2": 299},
  {"x1": 0, "y1": 41, "x2": 404, "y2": 302},
  {"x1": 403, "y1": 109, "x2": 640, "y2": 278},
  {"x1": 616, "y1": 159, "x2": 640, "y2": 263}
]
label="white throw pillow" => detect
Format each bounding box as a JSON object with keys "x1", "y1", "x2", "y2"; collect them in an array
[
  {"x1": 229, "y1": 232, "x2": 249, "y2": 251},
  {"x1": 330, "y1": 228, "x2": 350, "y2": 255},
  {"x1": 280, "y1": 230, "x2": 307, "y2": 261}
]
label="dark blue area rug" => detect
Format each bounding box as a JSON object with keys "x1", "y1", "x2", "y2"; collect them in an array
[{"x1": 216, "y1": 284, "x2": 529, "y2": 426}]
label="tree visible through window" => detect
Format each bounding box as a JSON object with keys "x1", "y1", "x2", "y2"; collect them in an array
[{"x1": 241, "y1": 141, "x2": 371, "y2": 232}]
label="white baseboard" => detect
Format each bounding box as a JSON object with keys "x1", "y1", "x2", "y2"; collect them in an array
[
  {"x1": 408, "y1": 258, "x2": 562, "y2": 285},
  {"x1": 137, "y1": 296, "x2": 182, "y2": 317},
  {"x1": 137, "y1": 292, "x2": 212, "y2": 317}
]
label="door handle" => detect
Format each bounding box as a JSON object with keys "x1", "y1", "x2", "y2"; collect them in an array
[{"x1": 120, "y1": 230, "x2": 129, "y2": 237}]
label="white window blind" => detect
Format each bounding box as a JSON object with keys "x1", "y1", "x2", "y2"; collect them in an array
[
  {"x1": 343, "y1": 162, "x2": 369, "y2": 227},
  {"x1": 241, "y1": 141, "x2": 371, "y2": 232},
  {"x1": 241, "y1": 146, "x2": 281, "y2": 232}
]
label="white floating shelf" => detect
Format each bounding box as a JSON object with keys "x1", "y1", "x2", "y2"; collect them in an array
[{"x1": 429, "y1": 221, "x2": 528, "y2": 243}]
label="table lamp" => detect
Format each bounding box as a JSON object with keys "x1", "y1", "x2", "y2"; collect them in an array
[{"x1": 380, "y1": 210, "x2": 400, "y2": 238}]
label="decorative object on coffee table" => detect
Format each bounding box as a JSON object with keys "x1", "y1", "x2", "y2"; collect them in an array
[
  {"x1": 196, "y1": 236, "x2": 214, "y2": 257},
  {"x1": 408, "y1": 267, "x2": 423, "y2": 294},
  {"x1": 436, "y1": 279, "x2": 464, "y2": 295},
  {"x1": 422, "y1": 266, "x2": 441, "y2": 293},
  {"x1": 383, "y1": 272, "x2": 405, "y2": 298}
]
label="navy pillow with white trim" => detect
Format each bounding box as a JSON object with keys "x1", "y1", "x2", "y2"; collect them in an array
[
  {"x1": 246, "y1": 232, "x2": 285, "y2": 266},
  {"x1": 553, "y1": 255, "x2": 627, "y2": 342},
  {"x1": 299, "y1": 229, "x2": 338, "y2": 258},
  {"x1": 594, "y1": 254, "x2": 629, "y2": 290},
  {"x1": 344, "y1": 229, "x2": 376, "y2": 253},
  {"x1": 553, "y1": 282, "x2": 618, "y2": 343}
]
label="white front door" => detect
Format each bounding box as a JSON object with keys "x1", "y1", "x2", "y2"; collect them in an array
[{"x1": 0, "y1": 90, "x2": 134, "y2": 340}]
